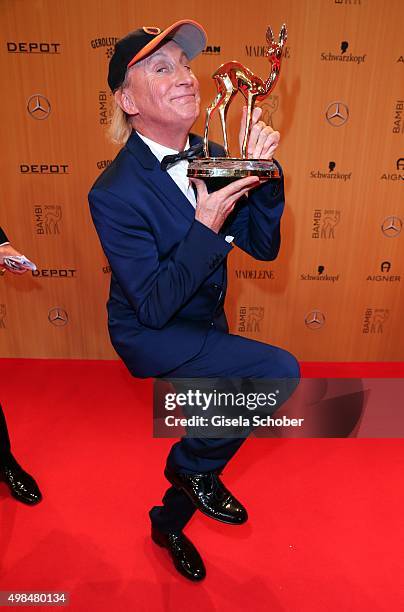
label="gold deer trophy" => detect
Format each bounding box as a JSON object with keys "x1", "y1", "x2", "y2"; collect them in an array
[{"x1": 188, "y1": 24, "x2": 287, "y2": 180}]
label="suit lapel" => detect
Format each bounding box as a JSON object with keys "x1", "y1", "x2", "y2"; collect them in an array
[{"x1": 125, "y1": 130, "x2": 198, "y2": 223}]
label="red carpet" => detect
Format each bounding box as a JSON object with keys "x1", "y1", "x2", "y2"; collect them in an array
[{"x1": 0, "y1": 359, "x2": 403, "y2": 611}]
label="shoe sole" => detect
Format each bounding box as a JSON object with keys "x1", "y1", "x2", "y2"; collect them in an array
[{"x1": 164, "y1": 468, "x2": 248, "y2": 525}]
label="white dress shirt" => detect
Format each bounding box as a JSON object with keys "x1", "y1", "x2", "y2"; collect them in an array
[{"x1": 136, "y1": 132, "x2": 234, "y2": 243}]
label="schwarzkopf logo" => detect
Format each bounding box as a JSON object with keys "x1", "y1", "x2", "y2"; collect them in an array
[
  {"x1": 34, "y1": 205, "x2": 62, "y2": 235},
  {"x1": 392, "y1": 100, "x2": 404, "y2": 134},
  {"x1": 335, "y1": 0, "x2": 362, "y2": 5},
  {"x1": 202, "y1": 45, "x2": 221, "y2": 55},
  {"x1": 301, "y1": 266, "x2": 339, "y2": 282},
  {"x1": 260, "y1": 96, "x2": 279, "y2": 129},
  {"x1": 239, "y1": 306, "x2": 264, "y2": 333},
  {"x1": 366, "y1": 261, "x2": 400, "y2": 282},
  {"x1": 325, "y1": 102, "x2": 349, "y2": 126},
  {"x1": 380, "y1": 159, "x2": 404, "y2": 181},
  {"x1": 48, "y1": 307, "x2": 68, "y2": 326},
  {"x1": 245, "y1": 44, "x2": 290, "y2": 59},
  {"x1": 305, "y1": 310, "x2": 325, "y2": 329},
  {"x1": 320, "y1": 41, "x2": 366, "y2": 64},
  {"x1": 7, "y1": 41, "x2": 61, "y2": 54},
  {"x1": 312, "y1": 209, "x2": 341, "y2": 239},
  {"x1": 0, "y1": 304, "x2": 6, "y2": 329},
  {"x1": 362, "y1": 308, "x2": 389, "y2": 334},
  {"x1": 381, "y1": 216, "x2": 402, "y2": 238},
  {"x1": 310, "y1": 161, "x2": 352, "y2": 181},
  {"x1": 20, "y1": 164, "x2": 69, "y2": 174},
  {"x1": 235, "y1": 269, "x2": 274, "y2": 280},
  {"x1": 99, "y1": 91, "x2": 114, "y2": 125},
  {"x1": 27, "y1": 94, "x2": 51, "y2": 120},
  {"x1": 90, "y1": 37, "x2": 118, "y2": 59}
]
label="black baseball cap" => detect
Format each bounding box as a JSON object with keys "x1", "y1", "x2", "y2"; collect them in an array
[{"x1": 108, "y1": 19, "x2": 207, "y2": 92}]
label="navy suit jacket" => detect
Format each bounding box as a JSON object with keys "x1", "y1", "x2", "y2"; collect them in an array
[{"x1": 89, "y1": 131, "x2": 285, "y2": 378}]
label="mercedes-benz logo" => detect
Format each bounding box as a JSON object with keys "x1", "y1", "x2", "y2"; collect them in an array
[
  {"x1": 325, "y1": 101, "x2": 349, "y2": 127},
  {"x1": 27, "y1": 94, "x2": 51, "y2": 120},
  {"x1": 48, "y1": 307, "x2": 68, "y2": 326},
  {"x1": 381, "y1": 216, "x2": 402, "y2": 238},
  {"x1": 305, "y1": 310, "x2": 325, "y2": 329}
]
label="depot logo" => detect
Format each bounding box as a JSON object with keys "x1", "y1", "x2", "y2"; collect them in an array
[
  {"x1": 7, "y1": 41, "x2": 61, "y2": 54},
  {"x1": 20, "y1": 164, "x2": 69, "y2": 174},
  {"x1": 32, "y1": 269, "x2": 77, "y2": 278}
]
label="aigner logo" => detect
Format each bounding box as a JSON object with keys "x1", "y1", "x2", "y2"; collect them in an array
[
  {"x1": 239, "y1": 306, "x2": 265, "y2": 333},
  {"x1": 362, "y1": 308, "x2": 389, "y2": 334},
  {"x1": 310, "y1": 161, "x2": 352, "y2": 181},
  {"x1": 27, "y1": 94, "x2": 51, "y2": 120},
  {"x1": 305, "y1": 310, "x2": 325, "y2": 329},
  {"x1": 381, "y1": 216, "x2": 402, "y2": 237},
  {"x1": 312, "y1": 209, "x2": 341, "y2": 239},
  {"x1": 7, "y1": 41, "x2": 61, "y2": 54},
  {"x1": 366, "y1": 261, "x2": 400, "y2": 283},
  {"x1": 325, "y1": 102, "x2": 349, "y2": 126},
  {"x1": 320, "y1": 40, "x2": 366, "y2": 64},
  {"x1": 48, "y1": 308, "x2": 68, "y2": 326},
  {"x1": 380, "y1": 158, "x2": 404, "y2": 181},
  {"x1": 34, "y1": 205, "x2": 62, "y2": 235},
  {"x1": 0, "y1": 304, "x2": 6, "y2": 329}
]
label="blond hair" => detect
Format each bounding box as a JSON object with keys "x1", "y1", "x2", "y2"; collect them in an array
[{"x1": 107, "y1": 67, "x2": 134, "y2": 145}]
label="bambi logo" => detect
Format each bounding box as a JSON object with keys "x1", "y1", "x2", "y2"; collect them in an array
[
  {"x1": 246, "y1": 307, "x2": 265, "y2": 333},
  {"x1": 48, "y1": 307, "x2": 68, "y2": 326},
  {"x1": 325, "y1": 101, "x2": 349, "y2": 126},
  {"x1": 0, "y1": 304, "x2": 6, "y2": 329},
  {"x1": 305, "y1": 311, "x2": 325, "y2": 329},
  {"x1": 363, "y1": 308, "x2": 389, "y2": 334},
  {"x1": 27, "y1": 94, "x2": 51, "y2": 120},
  {"x1": 381, "y1": 216, "x2": 402, "y2": 238},
  {"x1": 260, "y1": 95, "x2": 279, "y2": 128}
]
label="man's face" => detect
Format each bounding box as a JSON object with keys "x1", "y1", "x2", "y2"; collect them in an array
[{"x1": 124, "y1": 40, "x2": 200, "y2": 133}]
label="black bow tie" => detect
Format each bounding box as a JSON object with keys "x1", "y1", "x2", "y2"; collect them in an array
[{"x1": 160, "y1": 142, "x2": 204, "y2": 171}]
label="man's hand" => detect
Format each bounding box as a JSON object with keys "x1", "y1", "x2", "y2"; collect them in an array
[
  {"x1": 191, "y1": 175, "x2": 260, "y2": 234},
  {"x1": 0, "y1": 243, "x2": 30, "y2": 274},
  {"x1": 239, "y1": 106, "x2": 280, "y2": 159}
]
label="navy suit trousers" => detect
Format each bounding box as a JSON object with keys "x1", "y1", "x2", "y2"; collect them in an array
[{"x1": 149, "y1": 326, "x2": 300, "y2": 533}]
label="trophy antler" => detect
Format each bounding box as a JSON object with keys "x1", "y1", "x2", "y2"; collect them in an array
[{"x1": 203, "y1": 24, "x2": 288, "y2": 159}]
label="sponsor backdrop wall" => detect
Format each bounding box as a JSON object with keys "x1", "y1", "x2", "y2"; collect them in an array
[{"x1": 0, "y1": 0, "x2": 403, "y2": 362}]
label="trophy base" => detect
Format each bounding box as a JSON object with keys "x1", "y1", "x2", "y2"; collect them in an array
[{"x1": 187, "y1": 157, "x2": 280, "y2": 179}]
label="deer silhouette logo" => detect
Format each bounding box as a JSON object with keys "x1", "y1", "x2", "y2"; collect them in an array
[{"x1": 203, "y1": 24, "x2": 287, "y2": 158}]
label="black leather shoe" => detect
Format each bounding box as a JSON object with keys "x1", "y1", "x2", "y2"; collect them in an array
[
  {"x1": 151, "y1": 525, "x2": 206, "y2": 581},
  {"x1": 0, "y1": 454, "x2": 42, "y2": 505},
  {"x1": 164, "y1": 467, "x2": 248, "y2": 525}
]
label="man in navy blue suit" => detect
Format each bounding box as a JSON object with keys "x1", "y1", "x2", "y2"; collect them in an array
[{"x1": 89, "y1": 20, "x2": 299, "y2": 581}]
